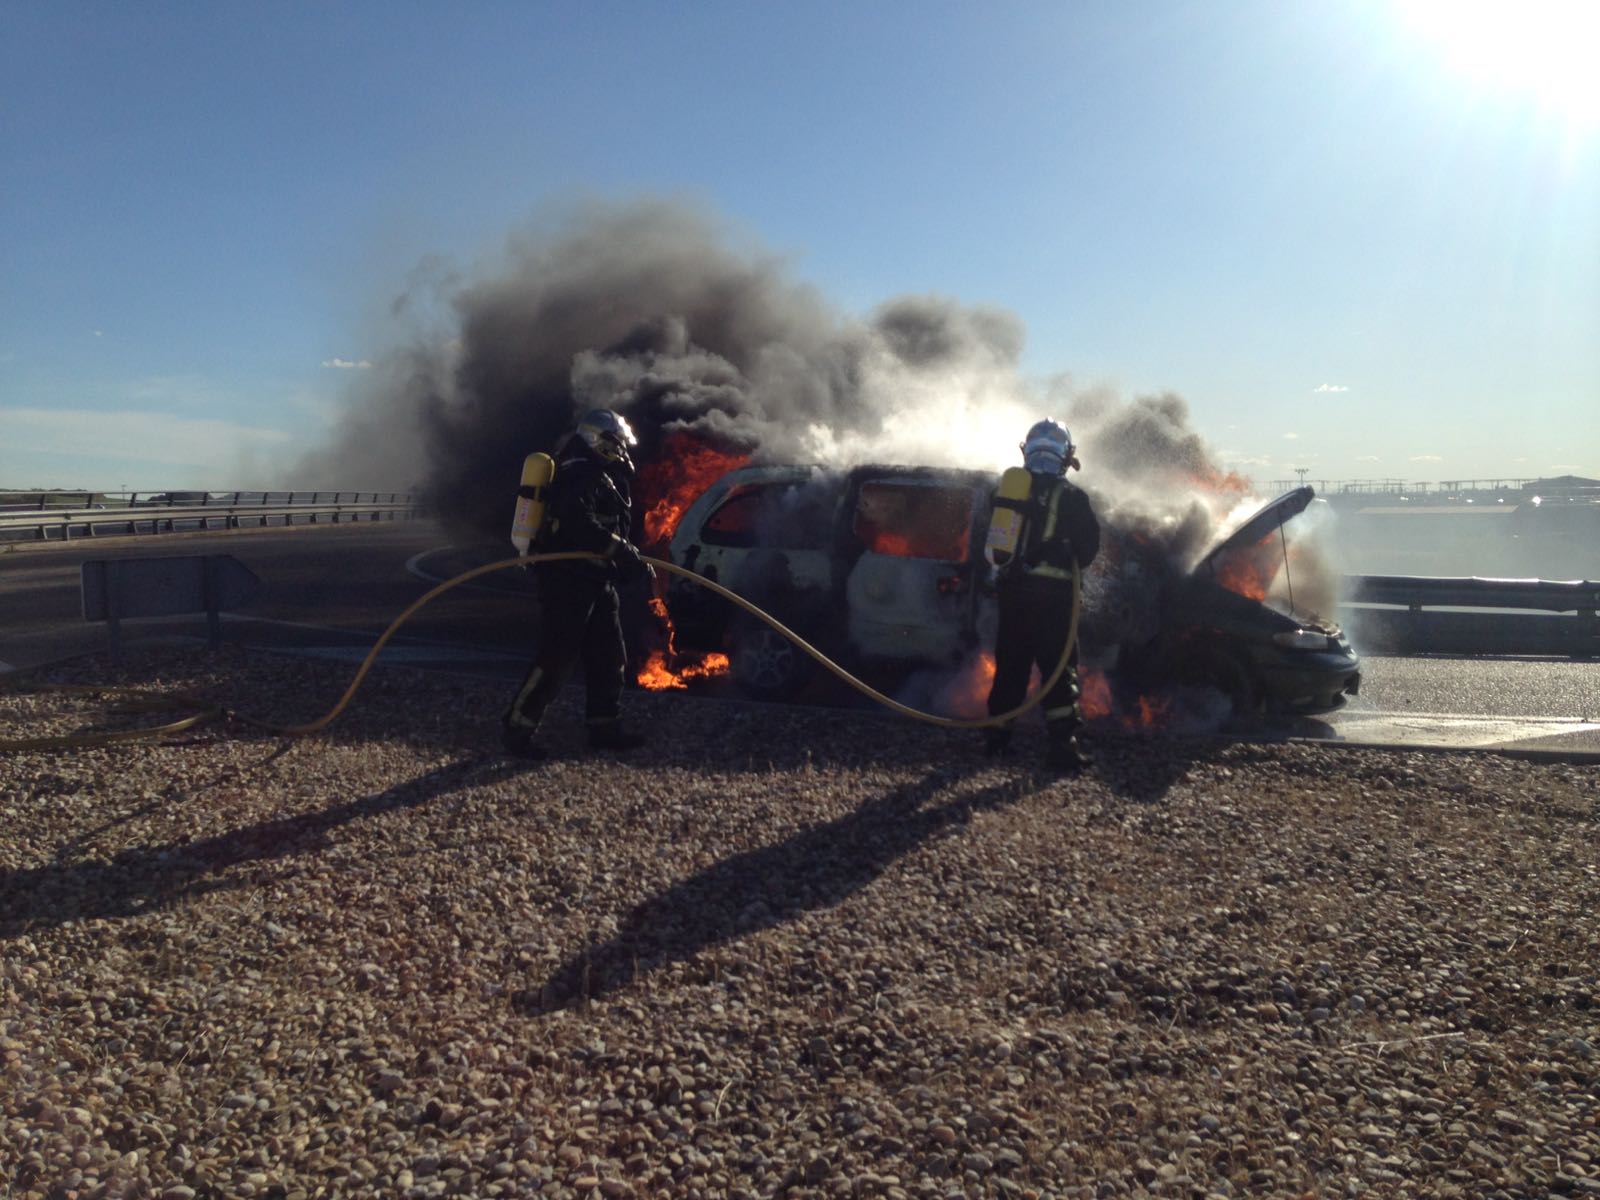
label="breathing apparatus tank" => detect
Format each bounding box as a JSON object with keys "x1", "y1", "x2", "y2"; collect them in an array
[
  {"x1": 984, "y1": 466, "x2": 1034, "y2": 568},
  {"x1": 510, "y1": 452, "x2": 556, "y2": 555}
]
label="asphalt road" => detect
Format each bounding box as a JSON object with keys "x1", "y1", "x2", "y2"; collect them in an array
[{"x1": 3, "y1": 520, "x2": 1597, "y2": 755}]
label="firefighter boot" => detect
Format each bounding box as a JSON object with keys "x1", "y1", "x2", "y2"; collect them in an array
[
  {"x1": 587, "y1": 720, "x2": 647, "y2": 752},
  {"x1": 502, "y1": 667, "x2": 551, "y2": 759},
  {"x1": 1045, "y1": 733, "x2": 1094, "y2": 774},
  {"x1": 500, "y1": 719, "x2": 549, "y2": 761}
]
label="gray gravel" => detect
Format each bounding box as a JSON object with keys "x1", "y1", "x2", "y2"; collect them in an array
[{"x1": 2, "y1": 647, "x2": 1597, "y2": 1200}]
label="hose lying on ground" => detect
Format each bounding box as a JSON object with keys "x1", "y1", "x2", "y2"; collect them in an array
[{"x1": 0, "y1": 551, "x2": 1080, "y2": 751}]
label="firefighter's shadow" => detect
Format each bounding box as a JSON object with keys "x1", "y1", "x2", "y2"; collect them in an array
[
  {"x1": 523, "y1": 765, "x2": 1037, "y2": 1013},
  {"x1": 0, "y1": 757, "x2": 536, "y2": 936},
  {"x1": 1094, "y1": 736, "x2": 1209, "y2": 805}
]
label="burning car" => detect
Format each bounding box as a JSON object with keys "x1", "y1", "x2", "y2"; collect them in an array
[
  {"x1": 661, "y1": 463, "x2": 1360, "y2": 718},
  {"x1": 1109, "y1": 486, "x2": 1362, "y2": 715}
]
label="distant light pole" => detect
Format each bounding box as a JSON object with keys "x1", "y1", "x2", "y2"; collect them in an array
[{"x1": 1294, "y1": 467, "x2": 1309, "y2": 488}]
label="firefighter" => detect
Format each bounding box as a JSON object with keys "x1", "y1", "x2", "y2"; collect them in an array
[
  {"x1": 501, "y1": 409, "x2": 653, "y2": 759},
  {"x1": 983, "y1": 419, "x2": 1101, "y2": 772}
]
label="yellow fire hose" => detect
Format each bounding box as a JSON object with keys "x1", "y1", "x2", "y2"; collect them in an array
[{"x1": 0, "y1": 551, "x2": 1079, "y2": 752}]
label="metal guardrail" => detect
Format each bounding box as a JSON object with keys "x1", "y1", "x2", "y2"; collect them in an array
[
  {"x1": 0, "y1": 493, "x2": 416, "y2": 545},
  {"x1": 1339, "y1": 574, "x2": 1600, "y2": 658}
]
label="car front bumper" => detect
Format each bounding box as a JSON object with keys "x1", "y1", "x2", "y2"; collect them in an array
[{"x1": 1255, "y1": 652, "x2": 1362, "y2": 715}]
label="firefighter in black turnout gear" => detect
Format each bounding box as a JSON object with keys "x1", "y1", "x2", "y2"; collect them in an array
[
  {"x1": 502, "y1": 410, "x2": 653, "y2": 759},
  {"x1": 984, "y1": 419, "x2": 1101, "y2": 773}
]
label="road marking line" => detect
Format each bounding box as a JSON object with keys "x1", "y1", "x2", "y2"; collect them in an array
[
  {"x1": 1330, "y1": 710, "x2": 1600, "y2": 748},
  {"x1": 1341, "y1": 708, "x2": 1598, "y2": 724},
  {"x1": 406, "y1": 545, "x2": 529, "y2": 592},
  {"x1": 403, "y1": 546, "x2": 455, "y2": 580}
]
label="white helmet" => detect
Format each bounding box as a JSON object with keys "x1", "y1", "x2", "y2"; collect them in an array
[
  {"x1": 1021, "y1": 419, "x2": 1073, "y2": 476},
  {"x1": 574, "y1": 409, "x2": 638, "y2": 469}
]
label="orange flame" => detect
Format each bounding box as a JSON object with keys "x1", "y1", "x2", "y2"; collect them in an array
[
  {"x1": 635, "y1": 431, "x2": 750, "y2": 554},
  {"x1": 1187, "y1": 466, "x2": 1253, "y2": 497},
  {"x1": 1215, "y1": 531, "x2": 1277, "y2": 601},
  {"x1": 1081, "y1": 668, "x2": 1114, "y2": 720},
  {"x1": 1080, "y1": 668, "x2": 1173, "y2": 731},
  {"x1": 638, "y1": 596, "x2": 730, "y2": 690},
  {"x1": 1136, "y1": 693, "x2": 1171, "y2": 727},
  {"x1": 1216, "y1": 556, "x2": 1269, "y2": 601},
  {"x1": 870, "y1": 531, "x2": 915, "y2": 556},
  {"x1": 922, "y1": 651, "x2": 996, "y2": 719},
  {"x1": 975, "y1": 651, "x2": 997, "y2": 690}
]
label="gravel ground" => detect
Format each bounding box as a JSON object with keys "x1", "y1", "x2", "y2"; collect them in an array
[{"x1": 2, "y1": 647, "x2": 1597, "y2": 1200}]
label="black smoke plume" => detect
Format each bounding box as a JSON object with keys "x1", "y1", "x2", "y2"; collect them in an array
[
  {"x1": 295, "y1": 196, "x2": 1280, "y2": 596},
  {"x1": 298, "y1": 198, "x2": 1045, "y2": 542}
]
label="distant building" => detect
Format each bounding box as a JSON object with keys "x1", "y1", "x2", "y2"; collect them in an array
[{"x1": 1522, "y1": 475, "x2": 1600, "y2": 501}]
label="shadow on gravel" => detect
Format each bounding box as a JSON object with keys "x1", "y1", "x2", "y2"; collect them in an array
[
  {"x1": 0, "y1": 756, "x2": 535, "y2": 936},
  {"x1": 1094, "y1": 735, "x2": 1211, "y2": 805},
  {"x1": 522, "y1": 763, "x2": 1047, "y2": 1014}
]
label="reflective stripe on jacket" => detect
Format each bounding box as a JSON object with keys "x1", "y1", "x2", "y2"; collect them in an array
[{"x1": 1016, "y1": 474, "x2": 1100, "y2": 581}]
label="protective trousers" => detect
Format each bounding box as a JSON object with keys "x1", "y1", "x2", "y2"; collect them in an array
[
  {"x1": 504, "y1": 570, "x2": 627, "y2": 734},
  {"x1": 988, "y1": 576, "x2": 1082, "y2": 746}
]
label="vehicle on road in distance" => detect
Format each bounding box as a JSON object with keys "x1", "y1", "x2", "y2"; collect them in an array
[{"x1": 135, "y1": 491, "x2": 210, "y2": 506}]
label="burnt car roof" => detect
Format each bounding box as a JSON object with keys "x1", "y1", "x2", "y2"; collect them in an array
[{"x1": 1193, "y1": 486, "x2": 1316, "y2": 576}]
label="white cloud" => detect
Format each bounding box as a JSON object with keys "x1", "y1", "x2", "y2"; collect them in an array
[
  {"x1": 1313, "y1": 383, "x2": 1348, "y2": 393},
  {"x1": 1282, "y1": 432, "x2": 1300, "y2": 440},
  {"x1": 93, "y1": 330, "x2": 103, "y2": 338},
  {"x1": 0, "y1": 407, "x2": 290, "y2": 470},
  {"x1": 122, "y1": 374, "x2": 241, "y2": 408},
  {"x1": 1409, "y1": 454, "x2": 1443, "y2": 462},
  {"x1": 321, "y1": 358, "x2": 373, "y2": 370},
  {"x1": 1355, "y1": 454, "x2": 1380, "y2": 462},
  {"x1": 1549, "y1": 464, "x2": 1579, "y2": 472}
]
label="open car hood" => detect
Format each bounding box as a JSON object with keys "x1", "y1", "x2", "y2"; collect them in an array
[{"x1": 1193, "y1": 486, "x2": 1315, "y2": 578}]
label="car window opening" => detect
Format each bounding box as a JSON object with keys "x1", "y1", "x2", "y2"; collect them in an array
[
  {"x1": 853, "y1": 482, "x2": 974, "y2": 561},
  {"x1": 701, "y1": 482, "x2": 832, "y2": 550}
]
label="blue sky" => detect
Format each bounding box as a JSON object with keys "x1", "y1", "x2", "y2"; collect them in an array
[{"x1": 2, "y1": 0, "x2": 1596, "y2": 491}]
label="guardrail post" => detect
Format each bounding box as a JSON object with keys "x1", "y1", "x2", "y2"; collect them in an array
[{"x1": 106, "y1": 561, "x2": 124, "y2": 665}]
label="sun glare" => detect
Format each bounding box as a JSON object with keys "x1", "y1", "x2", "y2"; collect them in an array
[{"x1": 1395, "y1": 0, "x2": 1600, "y2": 125}]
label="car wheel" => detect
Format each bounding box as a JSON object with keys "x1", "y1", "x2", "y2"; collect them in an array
[
  {"x1": 1168, "y1": 647, "x2": 1258, "y2": 716},
  {"x1": 729, "y1": 617, "x2": 815, "y2": 700}
]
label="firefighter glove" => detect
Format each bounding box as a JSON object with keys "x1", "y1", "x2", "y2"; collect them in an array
[{"x1": 611, "y1": 538, "x2": 654, "y2": 583}]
